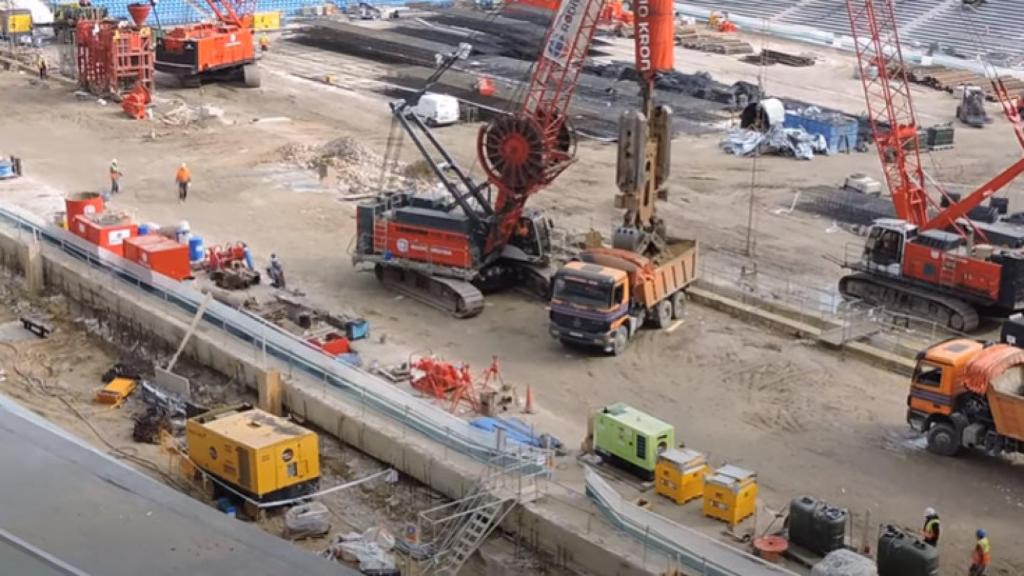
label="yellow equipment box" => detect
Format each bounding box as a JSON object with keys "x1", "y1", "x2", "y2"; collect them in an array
[
  {"x1": 252, "y1": 11, "x2": 282, "y2": 31},
  {"x1": 186, "y1": 404, "x2": 320, "y2": 500},
  {"x1": 655, "y1": 448, "x2": 708, "y2": 505},
  {"x1": 95, "y1": 377, "x2": 136, "y2": 408},
  {"x1": 702, "y1": 464, "x2": 757, "y2": 526},
  {"x1": 0, "y1": 10, "x2": 32, "y2": 36}
]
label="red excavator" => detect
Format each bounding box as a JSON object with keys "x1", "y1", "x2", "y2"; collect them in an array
[
  {"x1": 154, "y1": 0, "x2": 260, "y2": 87},
  {"x1": 840, "y1": 0, "x2": 1024, "y2": 331},
  {"x1": 353, "y1": 0, "x2": 607, "y2": 317}
]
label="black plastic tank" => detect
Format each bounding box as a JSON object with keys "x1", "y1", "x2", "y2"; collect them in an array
[
  {"x1": 877, "y1": 525, "x2": 939, "y2": 576},
  {"x1": 789, "y1": 496, "x2": 846, "y2": 555},
  {"x1": 788, "y1": 496, "x2": 818, "y2": 552}
]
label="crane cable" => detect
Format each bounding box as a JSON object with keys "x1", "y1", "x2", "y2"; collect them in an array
[{"x1": 378, "y1": 4, "x2": 529, "y2": 191}]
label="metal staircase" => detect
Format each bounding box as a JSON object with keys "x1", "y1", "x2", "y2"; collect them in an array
[{"x1": 418, "y1": 450, "x2": 548, "y2": 576}]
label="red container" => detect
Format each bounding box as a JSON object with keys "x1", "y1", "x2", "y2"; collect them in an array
[
  {"x1": 123, "y1": 234, "x2": 166, "y2": 264},
  {"x1": 72, "y1": 214, "x2": 137, "y2": 257},
  {"x1": 134, "y1": 238, "x2": 190, "y2": 280},
  {"x1": 65, "y1": 192, "x2": 105, "y2": 227},
  {"x1": 308, "y1": 333, "x2": 351, "y2": 356}
]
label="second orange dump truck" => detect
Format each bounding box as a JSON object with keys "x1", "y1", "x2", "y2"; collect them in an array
[
  {"x1": 909, "y1": 339, "x2": 1024, "y2": 457},
  {"x1": 548, "y1": 240, "x2": 698, "y2": 355}
]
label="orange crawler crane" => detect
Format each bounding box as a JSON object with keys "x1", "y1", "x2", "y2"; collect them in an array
[{"x1": 155, "y1": 0, "x2": 259, "y2": 87}]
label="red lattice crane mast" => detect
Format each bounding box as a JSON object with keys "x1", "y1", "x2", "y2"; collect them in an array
[{"x1": 841, "y1": 0, "x2": 1024, "y2": 332}]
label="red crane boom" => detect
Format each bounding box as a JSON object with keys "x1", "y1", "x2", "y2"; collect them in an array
[{"x1": 478, "y1": 0, "x2": 604, "y2": 253}]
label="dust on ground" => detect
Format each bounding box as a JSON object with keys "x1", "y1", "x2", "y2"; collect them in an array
[{"x1": 2, "y1": 26, "x2": 1024, "y2": 574}]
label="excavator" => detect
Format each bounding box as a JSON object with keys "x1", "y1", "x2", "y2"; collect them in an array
[
  {"x1": 839, "y1": 0, "x2": 1024, "y2": 331},
  {"x1": 352, "y1": 0, "x2": 606, "y2": 317}
]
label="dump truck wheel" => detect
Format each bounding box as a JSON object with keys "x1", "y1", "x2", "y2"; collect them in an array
[
  {"x1": 926, "y1": 422, "x2": 960, "y2": 457},
  {"x1": 651, "y1": 300, "x2": 672, "y2": 329},
  {"x1": 611, "y1": 327, "x2": 628, "y2": 356},
  {"x1": 670, "y1": 291, "x2": 686, "y2": 320}
]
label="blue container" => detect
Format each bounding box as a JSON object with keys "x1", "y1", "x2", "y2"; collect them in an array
[
  {"x1": 243, "y1": 246, "x2": 254, "y2": 270},
  {"x1": 345, "y1": 319, "x2": 370, "y2": 341},
  {"x1": 0, "y1": 161, "x2": 13, "y2": 179},
  {"x1": 137, "y1": 223, "x2": 150, "y2": 236},
  {"x1": 784, "y1": 112, "x2": 858, "y2": 155},
  {"x1": 188, "y1": 235, "x2": 204, "y2": 262}
]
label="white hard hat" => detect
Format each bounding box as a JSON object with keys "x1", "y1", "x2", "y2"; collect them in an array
[
  {"x1": 111, "y1": 159, "x2": 117, "y2": 164},
  {"x1": 924, "y1": 507, "x2": 936, "y2": 517}
]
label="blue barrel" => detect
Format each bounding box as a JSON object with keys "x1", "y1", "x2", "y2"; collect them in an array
[
  {"x1": 137, "y1": 223, "x2": 150, "y2": 236},
  {"x1": 188, "y1": 235, "x2": 204, "y2": 262},
  {"x1": 0, "y1": 161, "x2": 12, "y2": 179},
  {"x1": 243, "y1": 246, "x2": 254, "y2": 270}
]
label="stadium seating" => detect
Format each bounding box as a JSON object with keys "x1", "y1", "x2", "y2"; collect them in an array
[{"x1": 680, "y1": 0, "x2": 1024, "y2": 61}]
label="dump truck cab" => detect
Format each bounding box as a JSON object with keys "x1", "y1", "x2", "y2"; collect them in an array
[
  {"x1": 548, "y1": 262, "x2": 635, "y2": 354},
  {"x1": 908, "y1": 338, "x2": 1024, "y2": 456},
  {"x1": 908, "y1": 338, "x2": 983, "y2": 423}
]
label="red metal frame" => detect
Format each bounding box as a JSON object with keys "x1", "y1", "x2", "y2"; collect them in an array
[
  {"x1": 76, "y1": 20, "x2": 155, "y2": 96},
  {"x1": 989, "y1": 76, "x2": 1024, "y2": 151}
]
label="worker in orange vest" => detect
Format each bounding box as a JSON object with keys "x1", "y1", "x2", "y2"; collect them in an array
[
  {"x1": 175, "y1": 162, "x2": 191, "y2": 202},
  {"x1": 969, "y1": 529, "x2": 991, "y2": 576}
]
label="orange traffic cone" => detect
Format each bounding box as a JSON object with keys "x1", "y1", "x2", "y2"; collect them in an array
[{"x1": 524, "y1": 384, "x2": 535, "y2": 414}]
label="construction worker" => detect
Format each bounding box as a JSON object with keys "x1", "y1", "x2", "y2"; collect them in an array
[
  {"x1": 259, "y1": 33, "x2": 271, "y2": 53},
  {"x1": 109, "y1": 159, "x2": 122, "y2": 196},
  {"x1": 969, "y1": 529, "x2": 991, "y2": 576},
  {"x1": 175, "y1": 162, "x2": 190, "y2": 202},
  {"x1": 36, "y1": 53, "x2": 47, "y2": 81},
  {"x1": 922, "y1": 507, "x2": 940, "y2": 546},
  {"x1": 267, "y1": 254, "x2": 286, "y2": 289}
]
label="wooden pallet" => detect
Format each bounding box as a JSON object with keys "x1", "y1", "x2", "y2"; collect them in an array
[
  {"x1": 676, "y1": 27, "x2": 753, "y2": 55},
  {"x1": 908, "y1": 64, "x2": 1024, "y2": 102}
]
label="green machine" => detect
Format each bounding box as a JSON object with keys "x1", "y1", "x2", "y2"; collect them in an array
[{"x1": 593, "y1": 403, "x2": 674, "y2": 479}]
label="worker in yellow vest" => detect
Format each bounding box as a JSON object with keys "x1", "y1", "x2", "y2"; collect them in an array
[
  {"x1": 922, "y1": 507, "x2": 940, "y2": 546},
  {"x1": 969, "y1": 529, "x2": 991, "y2": 576}
]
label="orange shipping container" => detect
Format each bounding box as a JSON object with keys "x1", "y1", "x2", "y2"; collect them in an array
[
  {"x1": 72, "y1": 214, "x2": 137, "y2": 257},
  {"x1": 123, "y1": 234, "x2": 166, "y2": 264},
  {"x1": 134, "y1": 238, "x2": 191, "y2": 281}
]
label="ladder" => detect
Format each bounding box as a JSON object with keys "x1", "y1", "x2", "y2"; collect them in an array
[{"x1": 419, "y1": 452, "x2": 547, "y2": 576}]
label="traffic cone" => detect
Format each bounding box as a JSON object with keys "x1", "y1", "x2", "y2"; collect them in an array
[{"x1": 524, "y1": 384, "x2": 535, "y2": 414}]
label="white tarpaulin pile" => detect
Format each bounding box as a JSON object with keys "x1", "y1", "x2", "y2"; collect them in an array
[
  {"x1": 721, "y1": 125, "x2": 828, "y2": 160},
  {"x1": 811, "y1": 549, "x2": 877, "y2": 576},
  {"x1": 324, "y1": 527, "x2": 397, "y2": 571}
]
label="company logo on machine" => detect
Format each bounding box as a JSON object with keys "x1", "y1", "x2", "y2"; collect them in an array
[
  {"x1": 396, "y1": 238, "x2": 409, "y2": 253},
  {"x1": 634, "y1": 0, "x2": 652, "y2": 77},
  {"x1": 545, "y1": 0, "x2": 587, "y2": 66}
]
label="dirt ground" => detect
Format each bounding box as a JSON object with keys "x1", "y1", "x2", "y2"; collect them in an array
[{"x1": 2, "y1": 24, "x2": 1024, "y2": 574}]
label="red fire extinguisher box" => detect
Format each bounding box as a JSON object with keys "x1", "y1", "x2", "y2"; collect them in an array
[{"x1": 72, "y1": 213, "x2": 138, "y2": 257}]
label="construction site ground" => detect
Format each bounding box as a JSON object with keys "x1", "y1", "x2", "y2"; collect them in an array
[{"x1": 2, "y1": 21, "x2": 1023, "y2": 575}]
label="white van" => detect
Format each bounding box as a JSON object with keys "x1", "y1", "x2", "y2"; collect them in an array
[{"x1": 413, "y1": 93, "x2": 460, "y2": 127}]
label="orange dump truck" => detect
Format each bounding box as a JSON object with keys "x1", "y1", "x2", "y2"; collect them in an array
[
  {"x1": 909, "y1": 339, "x2": 1024, "y2": 457},
  {"x1": 548, "y1": 240, "x2": 698, "y2": 355}
]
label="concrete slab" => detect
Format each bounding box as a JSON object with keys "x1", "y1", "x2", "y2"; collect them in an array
[{"x1": 0, "y1": 393, "x2": 356, "y2": 576}]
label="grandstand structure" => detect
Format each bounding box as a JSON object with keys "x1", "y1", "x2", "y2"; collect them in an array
[
  {"x1": 78, "y1": 0, "x2": 452, "y2": 26},
  {"x1": 681, "y1": 0, "x2": 1024, "y2": 63}
]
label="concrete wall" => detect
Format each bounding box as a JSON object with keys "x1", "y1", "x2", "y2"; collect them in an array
[{"x1": 0, "y1": 222, "x2": 659, "y2": 576}]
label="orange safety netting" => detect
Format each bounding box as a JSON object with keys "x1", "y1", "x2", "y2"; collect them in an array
[{"x1": 960, "y1": 344, "x2": 1024, "y2": 395}]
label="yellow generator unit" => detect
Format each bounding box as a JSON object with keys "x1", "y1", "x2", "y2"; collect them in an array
[
  {"x1": 655, "y1": 448, "x2": 708, "y2": 505},
  {"x1": 186, "y1": 404, "x2": 320, "y2": 501},
  {"x1": 252, "y1": 11, "x2": 282, "y2": 31},
  {"x1": 0, "y1": 9, "x2": 32, "y2": 38},
  {"x1": 702, "y1": 464, "x2": 757, "y2": 526}
]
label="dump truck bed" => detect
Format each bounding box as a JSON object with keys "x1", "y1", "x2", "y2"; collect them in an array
[{"x1": 637, "y1": 239, "x2": 698, "y2": 309}]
